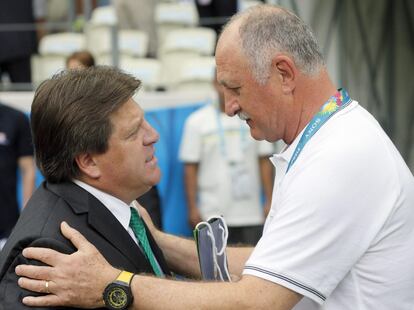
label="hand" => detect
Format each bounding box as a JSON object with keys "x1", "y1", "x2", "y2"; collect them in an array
[
  {"x1": 136, "y1": 201, "x2": 158, "y2": 237},
  {"x1": 188, "y1": 208, "x2": 202, "y2": 228},
  {"x1": 15, "y1": 221, "x2": 119, "y2": 308}
]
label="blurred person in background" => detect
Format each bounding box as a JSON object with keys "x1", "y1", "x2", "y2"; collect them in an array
[
  {"x1": 180, "y1": 74, "x2": 274, "y2": 245},
  {"x1": 0, "y1": 1, "x2": 37, "y2": 84},
  {"x1": 112, "y1": 0, "x2": 159, "y2": 57},
  {"x1": 0, "y1": 102, "x2": 35, "y2": 250},
  {"x1": 66, "y1": 50, "x2": 96, "y2": 70},
  {"x1": 195, "y1": 0, "x2": 238, "y2": 35}
]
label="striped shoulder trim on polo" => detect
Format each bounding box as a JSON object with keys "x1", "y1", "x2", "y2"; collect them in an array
[{"x1": 244, "y1": 265, "x2": 326, "y2": 302}]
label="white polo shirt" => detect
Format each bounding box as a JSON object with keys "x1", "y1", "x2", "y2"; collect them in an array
[
  {"x1": 243, "y1": 101, "x2": 414, "y2": 309},
  {"x1": 179, "y1": 104, "x2": 274, "y2": 226}
]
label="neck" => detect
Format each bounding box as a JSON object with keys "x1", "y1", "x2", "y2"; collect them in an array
[
  {"x1": 285, "y1": 69, "x2": 337, "y2": 144},
  {"x1": 76, "y1": 175, "x2": 135, "y2": 205}
]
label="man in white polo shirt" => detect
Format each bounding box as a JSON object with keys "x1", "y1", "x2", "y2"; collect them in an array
[{"x1": 15, "y1": 5, "x2": 414, "y2": 310}]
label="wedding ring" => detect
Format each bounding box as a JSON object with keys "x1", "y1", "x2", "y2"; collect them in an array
[{"x1": 45, "y1": 280, "x2": 50, "y2": 294}]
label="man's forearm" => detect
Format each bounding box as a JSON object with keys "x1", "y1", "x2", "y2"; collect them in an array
[
  {"x1": 154, "y1": 230, "x2": 201, "y2": 278},
  {"x1": 130, "y1": 274, "x2": 301, "y2": 310},
  {"x1": 15, "y1": 222, "x2": 300, "y2": 309},
  {"x1": 154, "y1": 228, "x2": 253, "y2": 279},
  {"x1": 226, "y1": 246, "x2": 254, "y2": 276}
]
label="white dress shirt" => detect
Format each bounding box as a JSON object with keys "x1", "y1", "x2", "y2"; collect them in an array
[{"x1": 73, "y1": 179, "x2": 139, "y2": 245}]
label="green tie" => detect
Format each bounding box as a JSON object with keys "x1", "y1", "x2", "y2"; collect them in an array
[{"x1": 129, "y1": 207, "x2": 163, "y2": 277}]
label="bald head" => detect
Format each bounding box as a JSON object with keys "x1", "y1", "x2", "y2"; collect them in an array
[{"x1": 217, "y1": 4, "x2": 324, "y2": 85}]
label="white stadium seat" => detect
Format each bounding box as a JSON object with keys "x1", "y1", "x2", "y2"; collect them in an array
[
  {"x1": 159, "y1": 27, "x2": 216, "y2": 56},
  {"x1": 86, "y1": 26, "x2": 149, "y2": 59},
  {"x1": 90, "y1": 5, "x2": 117, "y2": 25},
  {"x1": 38, "y1": 32, "x2": 86, "y2": 56},
  {"x1": 175, "y1": 56, "x2": 216, "y2": 91},
  {"x1": 119, "y1": 57, "x2": 162, "y2": 91},
  {"x1": 155, "y1": 2, "x2": 199, "y2": 48},
  {"x1": 32, "y1": 32, "x2": 86, "y2": 85}
]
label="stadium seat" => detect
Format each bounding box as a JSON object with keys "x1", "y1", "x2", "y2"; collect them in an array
[
  {"x1": 31, "y1": 55, "x2": 66, "y2": 86},
  {"x1": 85, "y1": 26, "x2": 149, "y2": 60},
  {"x1": 119, "y1": 57, "x2": 162, "y2": 91},
  {"x1": 38, "y1": 32, "x2": 86, "y2": 56},
  {"x1": 155, "y1": 2, "x2": 199, "y2": 47},
  {"x1": 240, "y1": 0, "x2": 263, "y2": 11},
  {"x1": 158, "y1": 26, "x2": 216, "y2": 89},
  {"x1": 90, "y1": 5, "x2": 117, "y2": 25},
  {"x1": 175, "y1": 56, "x2": 216, "y2": 91},
  {"x1": 158, "y1": 27, "x2": 216, "y2": 57},
  {"x1": 32, "y1": 32, "x2": 86, "y2": 85}
]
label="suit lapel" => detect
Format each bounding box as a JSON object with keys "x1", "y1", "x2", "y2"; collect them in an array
[
  {"x1": 47, "y1": 182, "x2": 154, "y2": 272},
  {"x1": 87, "y1": 197, "x2": 154, "y2": 272}
]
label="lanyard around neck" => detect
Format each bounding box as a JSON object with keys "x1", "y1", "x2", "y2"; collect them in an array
[{"x1": 286, "y1": 89, "x2": 352, "y2": 173}]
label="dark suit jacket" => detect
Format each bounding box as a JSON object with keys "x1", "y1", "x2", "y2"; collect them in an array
[{"x1": 0, "y1": 181, "x2": 170, "y2": 310}]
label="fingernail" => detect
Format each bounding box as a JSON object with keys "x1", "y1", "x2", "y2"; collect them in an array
[
  {"x1": 15, "y1": 265, "x2": 20, "y2": 273},
  {"x1": 22, "y1": 248, "x2": 27, "y2": 256}
]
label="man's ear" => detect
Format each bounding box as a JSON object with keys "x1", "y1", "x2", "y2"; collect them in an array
[
  {"x1": 271, "y1": 55, "x2": 297, "y2": 94},
  {"x1": 75, "y1": 153, "x2": 100, "y2": 179}
]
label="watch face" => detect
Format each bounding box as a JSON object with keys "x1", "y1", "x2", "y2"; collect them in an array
[
  {"x1": 109, "y1": 287, "x2": 128, "y2": 309},
  {"x1": 104, "y1": 283, "x2": 132, "y2": 310}
]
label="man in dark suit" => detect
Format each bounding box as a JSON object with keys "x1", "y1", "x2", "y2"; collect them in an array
[{"x1": 0, "y1": 66, "x2": 169, "y2": 309}]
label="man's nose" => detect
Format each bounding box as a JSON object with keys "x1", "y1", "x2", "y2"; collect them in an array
[
  {"x1": 224, "y1": 95, "x2": 240, "y2": 117},
  {"x1": 143, "y1": 121, "x2": 159, "y2": 145}
]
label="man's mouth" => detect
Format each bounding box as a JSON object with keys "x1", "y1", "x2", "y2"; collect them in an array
[
  {"x1": 237, "y1": 111, "x2": 250, "y2": 121},
  {"x1": 145, "y1": 155, "x2": 154, "y2": 163}
]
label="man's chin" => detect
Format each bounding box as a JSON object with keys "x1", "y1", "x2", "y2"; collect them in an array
[{"x1": 249, "y1": 128, "x2": 265, "y2": 141}]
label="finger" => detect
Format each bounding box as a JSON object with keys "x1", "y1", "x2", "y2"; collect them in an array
[
  {"x1": 18, "y1": 277, "x2": 51, "y2": 294},
  {"x1": 138, "y1": 205, "x2": 149, "y2": 218},
  {"x1": 138, "y1": 206, "x2": 152, "y2": 225},
  {"x1": 60, "y1": 221, "x2": 92, "y2": 251},
  {"x1": 22, "y1": 295, "x2": 62, "y2": 307},
  {"x1": 22, "y1": 247, "x2": 63, "y2": 266},
  {"x1": 15, "y1": 264, "x2": 52, "y2": 280}
]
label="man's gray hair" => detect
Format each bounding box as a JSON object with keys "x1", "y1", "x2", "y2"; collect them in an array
[{"x1": 225, "y1": 5, "x2": 324, "y2": 84}]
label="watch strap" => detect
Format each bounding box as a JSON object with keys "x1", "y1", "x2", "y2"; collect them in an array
[{"x1": 115, "y1": 271, "x2": 135, "y2": 285}]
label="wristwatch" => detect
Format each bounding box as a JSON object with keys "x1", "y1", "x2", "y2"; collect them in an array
[{"x1": 103, "y1": 271, "x2": 135, "y2": 310}]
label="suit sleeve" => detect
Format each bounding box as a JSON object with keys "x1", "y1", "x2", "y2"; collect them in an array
[{"x1": 0, "y1": 238, "x2": 74, "y2": 310}]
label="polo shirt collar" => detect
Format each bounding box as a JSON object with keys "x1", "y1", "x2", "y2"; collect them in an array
[{"x1": 270, "y1": 125, "x2": 306, "y2": 179}]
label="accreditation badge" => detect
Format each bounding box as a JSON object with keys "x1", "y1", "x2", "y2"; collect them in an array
[{"x1": 229, "y1": 162, "x2": 253, "y2": 200}]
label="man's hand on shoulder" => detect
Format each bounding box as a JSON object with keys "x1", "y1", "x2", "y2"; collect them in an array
[{"x1": 15, "y1": 222, "x2": 119, "y2": 308}]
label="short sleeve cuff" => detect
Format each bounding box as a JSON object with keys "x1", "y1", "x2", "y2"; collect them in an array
[{"x1": 243, "y1": 265, "x2": 326, "y2": 305}]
